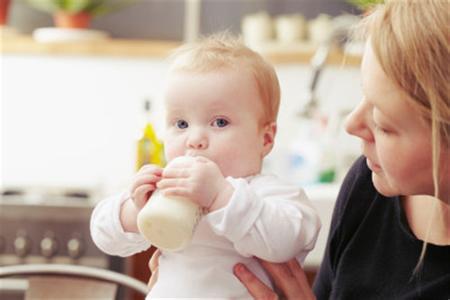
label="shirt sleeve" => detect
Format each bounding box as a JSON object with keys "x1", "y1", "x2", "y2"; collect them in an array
[
  {"x1": 206, "y1": 175, "x2": 322, "y2": 263},
  {"x1": 90, "y1": 192, "x2": 151, "y2": 257}
]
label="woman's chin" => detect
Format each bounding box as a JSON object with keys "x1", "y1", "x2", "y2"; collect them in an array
[{"x1": 371, "y1": 172, "x2": 399, "y2": 198}]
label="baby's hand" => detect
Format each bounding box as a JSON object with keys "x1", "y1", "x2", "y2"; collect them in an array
[
  {"x1": 130, "y1": 164, "x2": 163, "y2": 210},
  {"x1": 157, "y1": 156, "x2": 233, "y2": 210}
]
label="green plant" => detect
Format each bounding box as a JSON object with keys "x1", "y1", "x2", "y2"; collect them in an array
[
  {"x1": 347, "y1": 0, "x2": 384, "y2": 10},
  {"x1": 27, "y1": 0, "x2": 136, "y2": 16}
]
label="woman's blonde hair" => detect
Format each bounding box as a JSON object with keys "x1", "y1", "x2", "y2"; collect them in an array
[
  {"x1": 167, "y1": 32, "x2": 281, "y2": 124},
  {"x1": 359, "y1": 0, "x2": 450, "y2": 274}
]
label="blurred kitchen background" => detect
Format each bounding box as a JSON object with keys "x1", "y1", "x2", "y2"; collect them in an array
[{"x1": 1, "y1": 0, "x2": 368, "y2": 298}]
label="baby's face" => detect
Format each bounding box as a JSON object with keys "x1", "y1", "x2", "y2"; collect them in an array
[{"x1": 163, "y1": 68, "x2": 270, "y2": 178}]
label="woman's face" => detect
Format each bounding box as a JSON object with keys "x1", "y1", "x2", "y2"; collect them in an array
[{"x1": 345, "y1": 41, "x2": 448, "y2": 198}]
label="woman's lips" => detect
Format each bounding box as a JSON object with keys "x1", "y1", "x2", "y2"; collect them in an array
[{"x1": 366, "y1": 157, "x2": 382, "y2": 173}]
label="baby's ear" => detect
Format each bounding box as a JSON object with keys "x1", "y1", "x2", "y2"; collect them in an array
[{"x1": 262, "y1": 122, "x2": 277, "y2": 157}]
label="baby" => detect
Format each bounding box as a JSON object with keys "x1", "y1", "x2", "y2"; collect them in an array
[{"x1": 91, "y1": 33, "x2": 321, "y2": 299}]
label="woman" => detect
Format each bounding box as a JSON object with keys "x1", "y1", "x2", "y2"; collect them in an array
[
  {"x1": 233, "y1": 0, "x2": 449, "y2": 298},
  {"x1": 149, "y1": 0, "x2": 449, "y2": 298}
]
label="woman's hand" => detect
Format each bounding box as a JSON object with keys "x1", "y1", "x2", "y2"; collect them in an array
[
  {"x1": 233, "y1": 258, "x2": 316, "y2": 300},
  {"x1": 148, "y1": 249, "x2": 161, "y2": 289}
]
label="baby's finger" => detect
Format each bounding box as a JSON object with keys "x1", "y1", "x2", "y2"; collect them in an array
[
  {"x1": 160, "y1": 187, "x2": 189, "y2": 198},
  {"x1": 157, "y1": 178, "x2": 187, "y2": 190},
  {"x1": 137, "y1": 164, "x2": 163, "y2": 175},
  {"x1": 134, "y1": 168, "x2": 163, "y2": 181},
  {"x1": 162, "y1": 168, "x2": 190, "y2": 179},
  {"x1": 133, "y1": 184, "x2": 156, "y2": 209},
  {"x1": 131, "y1": 174, "x2": 161, "y2": 193}
]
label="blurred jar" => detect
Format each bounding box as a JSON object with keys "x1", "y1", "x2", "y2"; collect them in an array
[
  {"x1": 241, "y1": 12, "x2": 273, "y2": 46},
  {"x1": 275, "y1": 14, "x2": 307, "y2": 44},
  {"x1": 308, "y1": 14, "x2": 332, "y2": 45}
]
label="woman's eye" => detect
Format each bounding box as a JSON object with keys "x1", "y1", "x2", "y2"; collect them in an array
[
  {"x1": 213, "y1": 118, "x2": 229, "y2": 128},
  {"x1": 374, "y1": 124, "x2": 390, "y2": 135},
  {"x1": 176, "y1": 120, "x2": 189, "y2": 129}
]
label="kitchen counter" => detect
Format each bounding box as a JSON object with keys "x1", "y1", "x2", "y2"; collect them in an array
[{"x1": 0, "y1": 34, "x2": 361, "y2": 65}]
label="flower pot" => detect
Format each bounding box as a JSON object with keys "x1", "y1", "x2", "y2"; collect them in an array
[
  {"x1": 0, "y1": 0, "x2": 11, "y2": 26},
  {"x1": 53, "y1": 11, "x2": 91, "y2": 29}
]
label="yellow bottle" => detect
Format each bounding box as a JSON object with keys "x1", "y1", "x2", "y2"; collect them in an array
[{"x1": 136, "y1": 99, "x2": 165, "y2": 170}]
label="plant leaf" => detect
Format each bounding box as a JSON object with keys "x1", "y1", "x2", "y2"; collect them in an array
[
  {"x1": 89, "y1": 0, "x2": 139, "y2": 16},
  {"x1": 26, "y1": 0, "x2": 138, "y2": 16},
  {"x1": 347, "y1": 0, "x2": 384, "y2": 10},
  {"x1": 60, "y1": 0, "x2": 92, "y2": 13}
]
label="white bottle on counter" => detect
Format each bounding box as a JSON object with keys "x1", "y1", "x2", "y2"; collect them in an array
[
  {"x1": 275, "y1": 14, "x2": 307, "y2": 43},
  {"x1": 241, "y1": 12, "x2": 273, "y2": 47},
  {"x1": 137, "y1": 156, "x2": 203, "y2": 251}
]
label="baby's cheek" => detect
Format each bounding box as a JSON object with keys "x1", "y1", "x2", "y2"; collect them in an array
[
  {"x1": 164, "y1": 144, "x2": 183, "y2": 162},
  {"x1": 215, "y1": 152, "x2": 260, "y2": 178}
]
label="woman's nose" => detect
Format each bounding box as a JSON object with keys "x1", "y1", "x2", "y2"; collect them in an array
[
  {"x1": 344, "y1": 100, "x2": 374, "y2": 143},
  {"x1": 186, "y1": 129, "x2": 208, "y2": 149}
]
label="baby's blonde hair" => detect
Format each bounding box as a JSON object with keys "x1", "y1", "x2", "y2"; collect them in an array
[
  {"x1": 167, "y1": 32, "x2": 281, "y2": 124},
  {"x1": 359, "y1": 0, "x2": 450, "y2": 274}
]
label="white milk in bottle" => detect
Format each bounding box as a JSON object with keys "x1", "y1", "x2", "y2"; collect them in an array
[{"x1": 137, "y1": 156, "x2": 202, "y2": 251}]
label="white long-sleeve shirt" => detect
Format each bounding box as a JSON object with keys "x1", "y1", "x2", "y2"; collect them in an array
[{"x1": 91, "y1": 174, "x2": 321, "y2": 299}]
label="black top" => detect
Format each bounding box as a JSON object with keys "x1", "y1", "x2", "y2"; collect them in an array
[{"x1": 313, "y1": 156, "x2": 450, "y2": 300}]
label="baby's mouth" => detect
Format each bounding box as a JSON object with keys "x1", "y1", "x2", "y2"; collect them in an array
[{"x1": 185, "y1": 151, "x2": 198, "y2": 157}]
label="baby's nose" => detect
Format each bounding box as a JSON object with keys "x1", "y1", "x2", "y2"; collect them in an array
[{"x1": 187, "y1": 131, "x2": 208, "y2": 149}]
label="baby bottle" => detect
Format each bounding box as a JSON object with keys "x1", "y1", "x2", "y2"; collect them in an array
[{"x1": 137, "y1": 156, "x2": 203, "y2": 251}]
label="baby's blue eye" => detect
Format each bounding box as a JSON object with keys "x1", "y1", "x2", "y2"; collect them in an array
[
  {"x1": 176, "y1": 120, "x2": 189, "y2": 129},
  {"x1": 214, "y1": 118, "x2": 229, "y2": 128}
]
